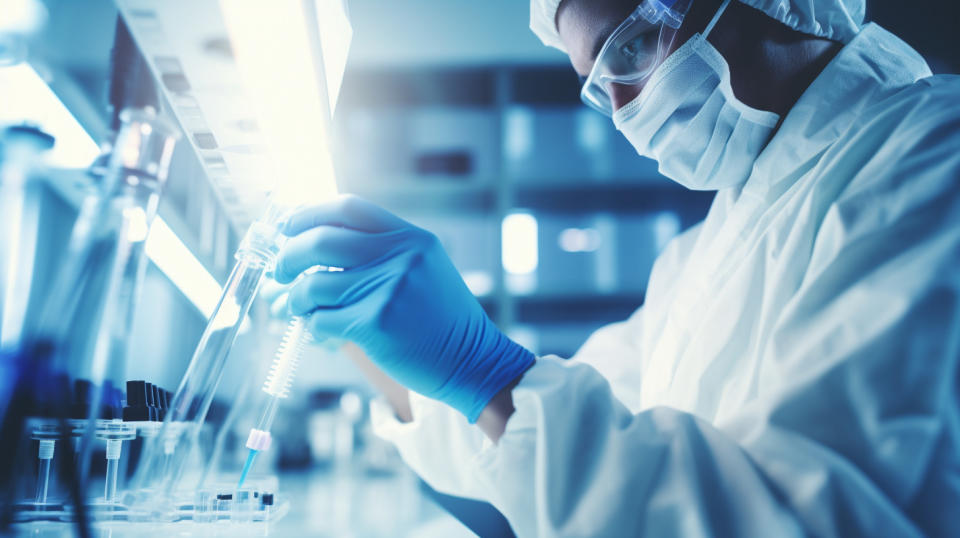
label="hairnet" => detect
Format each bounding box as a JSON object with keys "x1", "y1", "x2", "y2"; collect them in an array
[
  {"x1": 530, "y1": 0, "x2": 866, "y2": 52},
  {"x1": 530, "y1": 0, "x2": 565, "y2": 51}
]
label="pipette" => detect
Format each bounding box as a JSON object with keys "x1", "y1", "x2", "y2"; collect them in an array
[{"x1": 237, "y1": 316, "x2": 312, "y2": 488}]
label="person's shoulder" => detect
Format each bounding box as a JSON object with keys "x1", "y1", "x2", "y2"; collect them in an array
[
  {"x1": 829, "y1": 74, "x2": 960, "y2": 228},
  {"x1": 869, "y1": 74, "x2": 960, "y2": 132},
  {"x1": 915, "y1": 73, "x2": 960, "y2": 93},
  {"x1": 846, "y1": 73, "x2": 960, "y2": 174}
]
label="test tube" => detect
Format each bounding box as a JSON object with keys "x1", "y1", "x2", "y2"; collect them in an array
[
  {"x1": 31, "y1": 425, "x2": 59, "y2": 505},
  {"x1": 69, "y1": 420, "x2": 85, "y2": 466},
  {"x1": 194, "y1": 489, "x2": 215, "y2": 523},
  {"x1": 95, "y1": 420, "x2": 136, "y2": 502},
  {"x1": 232, "y1": 488, "x2": 255, "y2": 522},
  {"x1": 238, "y1": 316, "x2": 312, "y2": 489},
  {"x1": 127, "y1": 206, "x2": 287, "y2": 501}
]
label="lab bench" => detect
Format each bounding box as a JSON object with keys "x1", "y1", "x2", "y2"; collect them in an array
[{"x1": 10, "y1": 468, "x2": 476, "y2": 537}]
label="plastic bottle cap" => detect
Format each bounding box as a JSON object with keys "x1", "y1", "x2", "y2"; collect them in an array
[{"x1": 122, "y1": 380, "x2": 153, "y2": 421}]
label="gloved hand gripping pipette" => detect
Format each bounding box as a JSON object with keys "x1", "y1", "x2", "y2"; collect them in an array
[{"x1": 237, "y1": 315, "x2": 312, "y2": 489}]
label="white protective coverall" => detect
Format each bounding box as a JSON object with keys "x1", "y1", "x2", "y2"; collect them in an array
[{"x1": 372, "y1": 13, "x2": 960, "y2": 538}]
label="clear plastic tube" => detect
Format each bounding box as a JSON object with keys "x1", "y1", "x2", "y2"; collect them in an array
[
  {"x1": 105, "y1": 457, "x2": 119, "y2": 502},
  {"x1": 29, "y1": 424, "x2": 60, "y2": 506},
  {"x1": 128, "y1": 201, "x2": 290, "y2": 503},
  {"x1": 96, "y1": 420, "x2": 135, "y2": 503},
  {"x1": 237, "y1": 316, "x2": 311, "y2": 488},
  {"x1": 0, "y1": 125, "x2": 53, "y2": 349},
  {"x1": 36, "y1": 457, "x2": 51, "y2": 503}
]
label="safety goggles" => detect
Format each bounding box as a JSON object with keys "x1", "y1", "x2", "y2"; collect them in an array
[{"x1": 580, "y1": 0, "x2": 692, "y2": 116}]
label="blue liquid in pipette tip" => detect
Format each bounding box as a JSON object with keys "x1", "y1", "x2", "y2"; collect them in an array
[{"x1": 238, "y1": 449, "x2": 259, "y2": 489}]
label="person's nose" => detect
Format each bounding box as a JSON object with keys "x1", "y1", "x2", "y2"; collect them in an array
[{"x1": 608, "y1": 81, "x2": 644, "y2": 112}]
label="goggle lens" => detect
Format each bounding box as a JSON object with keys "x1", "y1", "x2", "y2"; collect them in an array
[{"x1": 579, "y1": 0, "x2": 688, "y2": 116}]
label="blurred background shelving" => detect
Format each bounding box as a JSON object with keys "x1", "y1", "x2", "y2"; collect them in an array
[{"x1": 331, "y1": 63, "x2": 714, "y2": 358}]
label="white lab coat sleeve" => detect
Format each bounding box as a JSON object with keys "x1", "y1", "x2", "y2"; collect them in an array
[
  {"x1": 563, "y1": 314, "x2": 644, "y2": 411},
  {"x1": 368, "y1": 314, "x2": 657, "y2": 503},
  {"x1": 370, "y1": 391, "x2": 492, "y2": 500},
  {"x1": 369, "y1": 315, "x2": 650, "y2": 502},
  {"x1": 470, "y1": 357, "x2": 806, "y2": 537},
  {"x1": 465, "y1": 93, "x2": 960, "y2": 537}
]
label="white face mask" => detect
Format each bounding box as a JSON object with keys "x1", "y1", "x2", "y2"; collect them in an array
[{"x1": 612, "y1": 0, "x2": 780, "y2": 191}]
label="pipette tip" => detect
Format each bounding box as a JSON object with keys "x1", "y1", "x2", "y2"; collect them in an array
[{"x1": 237, "y1": 448, "x2": 258, "y2": 489}]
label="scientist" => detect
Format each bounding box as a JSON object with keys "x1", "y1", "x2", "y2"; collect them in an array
[{"x1": 274, "y1": 0, "x2": 960, "y2": 535}]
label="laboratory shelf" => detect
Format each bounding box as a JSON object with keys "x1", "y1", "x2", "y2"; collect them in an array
[
  {"x1": 345, "y1": 182, "x2": 497, "y2": 213},
  {"x1": 513, "y1": 183, "x2": 714, "y2": 217},
  {"x1": 513, "y1": 293, "x2": 645, "y2": 323},
  {"x1": 345, "y1": 181, "x2": 714, "y2": 218}
]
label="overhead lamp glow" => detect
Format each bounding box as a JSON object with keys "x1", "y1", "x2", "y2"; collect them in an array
[
  {"x1": 502, "y1": 213, "x2": 539, "y2": 275},
  {"x1": 0, "y1": 63, "x2": 99, "y2": 167},
  {"x1": 145, "y1": 218, "x2": 223, "y2": 319},
  {"x1": 313, "y1": 0, "x2": 353, "y2": 113},
  {"x1": 462, "y1": 270, "x2": 494, "y2": 297},
  {"x1": 123, "y1": 206, "x2": 150, "y2": 243},
  {"x1": 653, "y1": 212, "x2": 682, "y2": 251},
  {"x1": 219, "y1": 0, "x2": 349, "y2": 208},
  {"x1": 0, "y1": 0, "x2": 46, "y2": 34},
  {"x1": 3, "y1": 59, "x2": 231, "y2": 321},
  {"x1": 559, "y1": 227, "x2": 602, "y2": 253}
]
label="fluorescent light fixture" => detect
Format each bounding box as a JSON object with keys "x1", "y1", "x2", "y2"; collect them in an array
[
  {"x1": 145, "y1": 218, "x2": 223, "y2": 318},
  {"x1": 559, "y1": 227, "x2": 602, "y2": 253},
  {"x1": 219, "y1": 0, "x2": 346, "y2": 207},
  {"x1": 576, "y1": 109, "x2": 608, "y2": 153},
  {"x1": 0, "y1": 63, "x2": 99, "y2": 167},
  {"x1": 313, "y1": 0, "x2": 353, "y2": 113},
  {"x1": 123, "y1": 206, "x2": 150, "y2": 243},
  {"x1": 502, "y1": 213, "x2": 539, "y2": 275},
  {"x1": 653, "y1": 212, "x2": 682, "y2": 252},
  {"x1": 462, "y1": 270, "x2": 494, "y2": 297},
  {"x1": 0, "y1": 0, "x2": 46, "y2": 34},
  {"x1": 1, "y1": 62, "x2": 227, "y2": 318},
  {"x1": 504, "y1": 108, "x2": 534, "y2": 160}
]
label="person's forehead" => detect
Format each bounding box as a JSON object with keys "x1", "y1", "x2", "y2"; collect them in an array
[{"x1": 557, "y1": 0, "x2": 640, "y2": 76}]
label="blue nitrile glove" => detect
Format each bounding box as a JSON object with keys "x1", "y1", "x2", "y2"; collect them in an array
[{"x1": 275, "y1": 195, "x2": 535, "y2": 422}]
